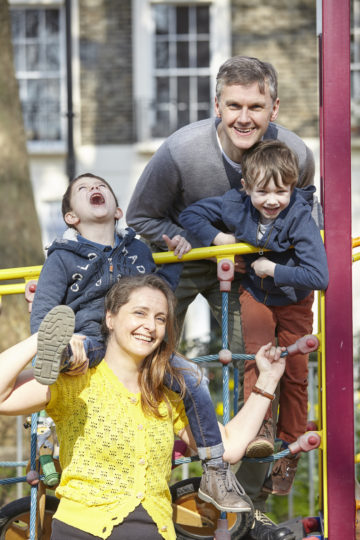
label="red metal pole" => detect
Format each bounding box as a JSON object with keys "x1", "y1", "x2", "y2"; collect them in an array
[{"x1": 320, "y1": 1, "x2": 354, "y2": 538}]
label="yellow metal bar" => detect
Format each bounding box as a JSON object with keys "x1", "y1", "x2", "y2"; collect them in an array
[
  {"x1": 0, "y1": 265, "x2": 42, "y2": 297},
  {"x1": 0, "y1": 283, "x2": 29, "y2": 296},
  {"x1": 319, "y1": 288, "x2": 328, "y2": 537},
  {"x1": 152, "y1": 242, "x2": 268, "y2": 264},
  {"x1": 0, "y1": 265, "x2": 42, "y2": 281},
  {"x1": 352, "y1": 237, "x2": 360, "y2": 248}
]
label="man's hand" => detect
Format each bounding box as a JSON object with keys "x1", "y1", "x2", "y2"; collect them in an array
[
  {"x1": 162, "y1": 234, "x2": 192, "y2": 259},
  {"x1": 66, "y1": 335, "x2": 89, "y2": 376},
  {"x1": 251, "y1": 256, "x2": 276, "y2": 278},
  {"x1": 255, "y1": 342, "x2": 286, "y2": 382}
]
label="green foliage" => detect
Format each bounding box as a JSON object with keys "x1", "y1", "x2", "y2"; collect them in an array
[{"x1": 170, "y1": 460, "x2": 202, "y2": 485}]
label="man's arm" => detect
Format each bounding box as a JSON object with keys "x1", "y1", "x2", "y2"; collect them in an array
[
  {"x1": 126, "y1": 143, "x2": 186, "y2": 250},
  {"x1": 297, "y1": 144, "x2": 315, "y2": 188}
]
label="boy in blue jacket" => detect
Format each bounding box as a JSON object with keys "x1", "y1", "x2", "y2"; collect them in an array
[
  {"x1": 30, "y1": 173, "x2": 251, "y2": 514},
  {"x1": 180, "y1": 140, "x2": 329, "y2": 495}
]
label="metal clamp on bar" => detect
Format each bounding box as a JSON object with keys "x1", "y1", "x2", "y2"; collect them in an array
[
  {"x1": 217, "y1": 258, "x2": 234, "y2": 292},
  {"x1": 288, "y1": 431, "x2": 322, "y2": 455},
  {"x1": 25, "y1": 280, "x2": 37, "y2": 313}
]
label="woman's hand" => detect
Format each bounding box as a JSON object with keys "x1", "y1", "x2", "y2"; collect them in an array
[
  {"x1": 66, "y1": 335, "x2": 89, "y2": 376},
  {"x1": 255, "y1": 342, "x2": 286, "y2": 383}
]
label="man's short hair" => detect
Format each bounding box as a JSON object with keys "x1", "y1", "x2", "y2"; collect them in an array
[
  {"x1": 61, "y1": 173, "x2": 119, "y2": 226},
  {"x1": 216, "y1": 56, "x2": 278, "y2": 102},
  {"x1": 241, "y1": 140, "x2": 299, "y2": 190}
]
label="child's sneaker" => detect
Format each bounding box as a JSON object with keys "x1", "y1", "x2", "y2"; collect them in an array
[
  {"x1": 262, "y1": 454, "x2": 300, "y2": 496},
  {"x1": 198, "y1": 463, "x2": 253, "y2": 513},
  {"x1": 34, "y1": 305, "x2": 75, "y2": 386},
  {"x1": 245, "y1": 417, "x2": 274, "y2": 458}
]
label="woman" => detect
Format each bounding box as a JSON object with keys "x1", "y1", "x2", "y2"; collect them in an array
[{"x1": 0, "y1": 274, "x2": 285, "y2": 540}]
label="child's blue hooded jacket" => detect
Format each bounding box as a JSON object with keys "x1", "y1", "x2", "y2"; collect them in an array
[
  {"x1": 30, "y1": 227, "x2": 182, "y2": 338},
  {"x1": 180, "y1": 186, "x2": 328, "y2": 306}
]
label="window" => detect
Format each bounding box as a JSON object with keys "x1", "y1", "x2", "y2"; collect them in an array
[
  {"x1": 152, "y1": 4, "x2": 211, "y2": 137},
  {"x1": 10, "y1": 6, "x2": 65, "y2": 144},
  {"x1": 133, "y1": 0, "x2": 230, "y2": 142}
]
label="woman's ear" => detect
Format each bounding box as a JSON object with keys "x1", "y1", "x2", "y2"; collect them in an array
[{"x1": 105, "y1": 311, "x2": 113, "y2": 331}]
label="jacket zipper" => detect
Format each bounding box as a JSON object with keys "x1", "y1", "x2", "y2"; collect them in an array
[
  {"x1": 108, "y1": 257, "x2": 114, "y2": 283},
  {"x1": 256, "y1": 220, "x2": 274, "y2": 305}
]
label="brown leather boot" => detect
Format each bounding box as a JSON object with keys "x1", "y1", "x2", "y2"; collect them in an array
[
  {"x1": 245, "y1": 417, "x2": 274, "y2": 458},
  {"x1": 262, "y1": 454, "x2": 300, "y2": 495}
]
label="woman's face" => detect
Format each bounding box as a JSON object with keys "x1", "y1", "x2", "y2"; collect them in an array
[{"x1": 106, "y1": 287, "x2": 168, "y2": 362}]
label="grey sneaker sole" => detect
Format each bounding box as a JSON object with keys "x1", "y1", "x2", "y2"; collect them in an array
[
  {"x1": 34, "y1": 306, "x2": 75, "y2": 385},
  {"x1": 197, "y1": 488, "x2": 252, "y2": 513}
]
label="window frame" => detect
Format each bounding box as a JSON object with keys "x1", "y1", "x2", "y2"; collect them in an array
[
  {"x1": 9, "y1": 0, "x2": 67, "y2": 153},
  {"x1": 132, "y1": 0, "x2": 230, "y2": 143}
]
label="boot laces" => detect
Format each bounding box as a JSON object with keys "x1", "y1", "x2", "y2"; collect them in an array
[
  {"x1": 254, "y1": 509, "x2": 275, "y2": 526},
  {"x1": 221, "y1": 466, "x2": 246, "y2": 496}
]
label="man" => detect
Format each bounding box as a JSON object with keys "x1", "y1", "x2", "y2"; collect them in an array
[{"x1": 127, "y1": 56, "x2": 315, "y2": 540}]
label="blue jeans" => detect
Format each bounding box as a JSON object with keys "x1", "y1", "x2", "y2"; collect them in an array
[{"x1": 167, "y1": 354, "x2": 224, "y2": 460}]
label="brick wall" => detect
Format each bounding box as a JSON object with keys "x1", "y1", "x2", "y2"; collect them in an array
[
  {"x1": 231, "y1": 1, "x2": 318, "y2": 138},
  {"x1": 79, "y1": 0, "x2": 134, "y2": 145}
]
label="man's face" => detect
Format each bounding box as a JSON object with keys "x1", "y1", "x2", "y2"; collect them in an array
[{"x1": 215, "y1": 82, "x2": 279, "y2": 162}]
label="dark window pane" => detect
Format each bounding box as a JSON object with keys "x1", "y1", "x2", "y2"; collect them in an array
[
  {"x1": 176, "y1": 6, "x2": 189, "y2": 34},
  {"x1": 177, "y1": 41, "x2": 189, "y2": 68},
  {"x1": 46, "y1": 79, "x2": 60, "y2": 103},
  {"x1": 26, "y1": 10, "x2": 40, "y2": 38},
  {"x1": 197, "y1": 6, "x2": 210, "y2": 33},
  {"x1": 11, "y1": 11, "x2": 22, "y2": 38},
  {"x1": 153, "y1": 110, "x2": 170, "y2": 137},
  {"x1": 46, "y1": 114, "x2": 61, "y2": 139},
  {"x1": 26, "y1": 44, "x2": 41, "y2": 71},
  {"x1": 197, "y1": 41, "x2": 210, "y2": 68},
  {"x1": 28, "y1": 79, "x2": 42, "y2": 102},
  {"x1": 45, "y1": 10, "x2": 59, "y2": 37},
  {"x1": 13, "y1": 44, "x2": 24, "y2": 71},
  {"x1": 177, "y1": 76, "x2": 189, "y2": 103},
  {"x1": 46, "y1": 43, "x2": 60, "y2": 69},
  {"x1": 198, "y1": 76, "x2": 210, "y2": 102},
  {"x1": 155, "y1": 5, "x2": 169, "y2": 35},
  {"x1": 198, "y1": 108, "x2": 210, "y2": 121},
  {"x1": 156, "y1": 77, "x2": 170, "y2": 103},
  {"x1": 178, "y1": 108, "x2": 189, "y2": 129},
  {"x1": 156, "y1": 41, "x2": 169, "y2": 68}
]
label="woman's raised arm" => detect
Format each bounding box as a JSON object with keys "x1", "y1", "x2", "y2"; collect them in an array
[
  {"x1": 0, "y1": 333, "x2": 50, "y2": 416},
  {"x1": 178, "y1": 343, "x2": 285, "y2": 464}
]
